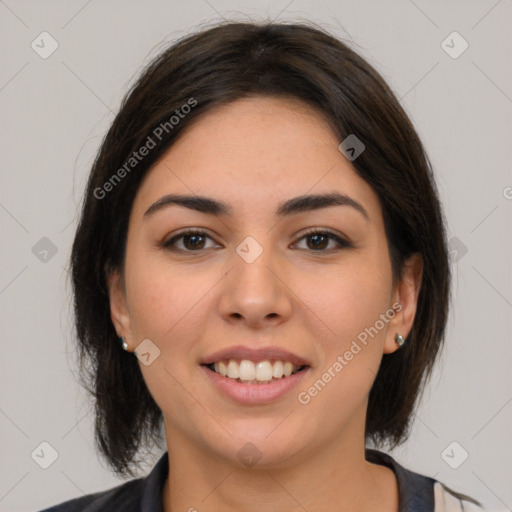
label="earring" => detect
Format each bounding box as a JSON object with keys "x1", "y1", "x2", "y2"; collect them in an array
[
  {"x1": 119, "y1": 336, "x2": 129, "y2": 351},
  {"x1": 395, "y1": 333, "x2": 405, "y2": 347}
]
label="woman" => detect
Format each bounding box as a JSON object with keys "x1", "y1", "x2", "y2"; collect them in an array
[{"x1": 41, "y1": 21, "x2": 484, "y2": 512}]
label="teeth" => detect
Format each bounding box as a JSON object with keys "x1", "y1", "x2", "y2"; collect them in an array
[
  {"x1": 239, "y1": 360, "x2": 256, "y2": 380},
  {"x1": 255, "y1": 361, "x2": 273, "y2": 381},
  {"x1": 218, "y1": 360, "x2": 227, "y2": 377},
  {"x1": 227, "y1": 360, "x2": 239, "y2": 379},
  {"x1": 272, "y1": 360, "x2": 284, "y2": 378},
  {"x1": 211, "y1": 359, "x2": 303, "y2": 383}
]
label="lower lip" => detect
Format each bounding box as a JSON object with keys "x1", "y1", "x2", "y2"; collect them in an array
[{"x1": 201, "y1": 365, "x2": 310, "y2": 405}]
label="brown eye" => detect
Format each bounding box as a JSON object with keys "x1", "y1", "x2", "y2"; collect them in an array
[
  {"x1": 294, "y1": 229, "x2": 352, "y2": 252},
  {"x1": 182, "y1": 233, "x2": 206, "y2": 250},
  {"x1": 162, "y1": 230, "x2": 218, "y2": 252},
  {"x1": 306, "y1": 233, "x2": 330, "y2": 250}
]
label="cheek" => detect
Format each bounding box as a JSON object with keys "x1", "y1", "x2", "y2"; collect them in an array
[
  {"x1": 124, "y1": 252, "x2": 214, "y2": 350},
  {"x1": 299, "y1": 261, "x2": 392, "y2": 343},
  {"x1": 124, "y1": 258, "x2": 216, "y2": 413},
  {"x1": 305, "y1": 258, "x2": 393, "y2": 405}
]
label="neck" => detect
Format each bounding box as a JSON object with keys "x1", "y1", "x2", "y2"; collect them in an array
[{"x1": 161, "y1": 422, "x2": 399, "y2": 512}]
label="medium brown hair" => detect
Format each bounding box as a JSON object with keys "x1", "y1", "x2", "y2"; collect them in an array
[{"x1": 71, "y1": 20, "x2": 451, "y2": 477}]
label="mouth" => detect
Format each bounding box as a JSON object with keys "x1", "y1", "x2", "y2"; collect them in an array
[
  {"x1": 200, "y1": 345, "x2": 311, "y2": 403},
  {"x1": 202, "y1": 359, "x2": 309, "y2": 384}
]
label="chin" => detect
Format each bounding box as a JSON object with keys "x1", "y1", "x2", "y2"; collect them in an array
[{"x1": 206, "y1": 422, "x2": 311, "y2": 470}]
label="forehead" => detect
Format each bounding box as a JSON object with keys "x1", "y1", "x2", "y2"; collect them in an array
[{"x1": 131, "y1": 96, "x2": 381, "y2": 221}]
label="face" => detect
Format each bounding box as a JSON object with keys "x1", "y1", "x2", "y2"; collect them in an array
[{"x1": 109, "y1": 96, "x2": 422, "y2": 469}]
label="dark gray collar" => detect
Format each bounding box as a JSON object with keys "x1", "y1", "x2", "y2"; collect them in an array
[{"x1": 365, "y1": 448, "x2": 435, "y2": 512}]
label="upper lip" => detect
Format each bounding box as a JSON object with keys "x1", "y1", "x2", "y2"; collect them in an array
[{"x1": 201, "y1": 345, "x2": 311, "y2": 367}]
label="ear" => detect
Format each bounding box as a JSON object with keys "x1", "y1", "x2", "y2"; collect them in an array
[
  {"x1": 107, "y1": 269, "x2": 133, "y2": 351},
  {"x1": 383, "y1": 252, "x2": 423, "y2": 354}
]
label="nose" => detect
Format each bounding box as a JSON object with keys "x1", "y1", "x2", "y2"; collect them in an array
[{"x1": 218, "y1": 240, "x2": 293, "y2": 329}]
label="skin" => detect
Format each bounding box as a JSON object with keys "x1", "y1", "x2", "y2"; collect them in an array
[{"x1": 108, "y1": 96, "x2": 423, "y2": 512}]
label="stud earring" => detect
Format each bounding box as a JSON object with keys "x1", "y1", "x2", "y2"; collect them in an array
[
  {"x1": 395, "y1": 333, "x2": 405, "y2": 347},
  {"x1": 119, "y1": 336, "x2": 129, "y2": 351}
]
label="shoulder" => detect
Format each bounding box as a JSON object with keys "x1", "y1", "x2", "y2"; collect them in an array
[
  {"x1": 365, "y1": 449, "x2": 485, "y2": 512},
  {"x1": 38, "y1": 478, "x2": 144, "y2": 512},
  {"x1": 38, "y1": 451, "x2": 169, "y2": 512},
  {"x1": 433, "y1": 481, "x2": 485, "y2": 512}
]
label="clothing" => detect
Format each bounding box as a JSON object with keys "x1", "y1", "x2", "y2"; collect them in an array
[{"x1": 39, "y1": 449, "x2": 483, "y2": 512}]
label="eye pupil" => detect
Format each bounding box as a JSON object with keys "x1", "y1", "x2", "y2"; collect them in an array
[
  {"x1": 308, "y1": 234, "x2": 328, "y2": 250},
  {"x1": 184, "y1": 234, "x2": 205, "y2": 250}
]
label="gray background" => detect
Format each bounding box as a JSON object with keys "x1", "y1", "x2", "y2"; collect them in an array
[{"x1": 0, "y1": 1, "x2": 510, "y2": 511}]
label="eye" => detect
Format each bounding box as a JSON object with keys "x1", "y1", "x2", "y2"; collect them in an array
[
  {"x1": 293, "y1": 228, "x2": 352, "y2": 252},
  {"x1": 161, "y1": 228, "x2": 352, "y2": 253},
  {"x1": 161, "y1": 230, "x2": 219, "y2": 252}
]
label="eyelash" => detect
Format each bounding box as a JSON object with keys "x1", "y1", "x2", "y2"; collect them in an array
[{"x1": 161, "y1": 228, "x2": 353, "y2": 254}]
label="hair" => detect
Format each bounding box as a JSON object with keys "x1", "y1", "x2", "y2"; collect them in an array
[{"x1": 70, "y1": 20, "x2": 451, "y2": 478}]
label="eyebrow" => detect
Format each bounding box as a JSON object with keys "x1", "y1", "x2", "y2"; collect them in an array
[{"x1": 143, "y1": 192, "x2": 369, "y2": 221}]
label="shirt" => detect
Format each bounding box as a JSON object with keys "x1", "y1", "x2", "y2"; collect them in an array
[{"x1": 39, "y1": 449, "x2": 484, "y2": 512}]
